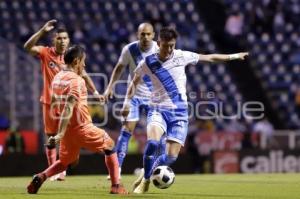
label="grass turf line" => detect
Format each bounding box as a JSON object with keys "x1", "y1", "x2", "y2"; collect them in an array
[{"x1": 0, "y1": 174, "x2": 300, "y2": 199}]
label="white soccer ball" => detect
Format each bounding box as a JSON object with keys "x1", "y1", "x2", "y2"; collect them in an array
[{"x1": 150, "y1": 166, "x2": 175, "y2": 189}]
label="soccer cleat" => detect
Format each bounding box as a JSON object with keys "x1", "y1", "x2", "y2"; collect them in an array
[
  {"x1": 106, "y1": 167, "x2": 121, "y2": 180},
  {"x1": 49, "y1": 173, "x2": 60, "y2": 181},
  {"x1": 49, "y1": 175, "x2": 57, "y2": 181},
  {"x1": 27, "y1": 173, "x2": 46, "y2": 194},
  {"x1": 110, "y1": 184, "x2": 128, "y2": 194},
  {"x1": 133, "y1": 178, "x2": 150, "y2": 194},
  {"x1": 56, "y1": 171, "x2": 66, "y2": 181},
  {"x1": 132, "y1": 168, "x2": 144, "y2": 191}
]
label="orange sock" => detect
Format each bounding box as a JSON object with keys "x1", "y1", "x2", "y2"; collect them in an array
[
  {"x1": 105, "y1": 153, "x2": 120, "y2": 185},
  {"x1": 44, "y1": 160, "x2": 67, "y2": 178},
  {"x1": 45, "y1": 147, "x2": 57, "y2": 166}
]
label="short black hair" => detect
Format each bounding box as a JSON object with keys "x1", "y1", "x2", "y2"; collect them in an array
[
  {"x1": 64, "y1": 45, "x2": 85, "y2": 64},
  {"x1": 159, "y1": 27, "x2": 178, "y2": 41},
  {"x1": 56, "y1": 27, "x2": 68, "y2": 34},
  {"x1": 52, "y1": 27, "x2": 69, "y2": 39}
]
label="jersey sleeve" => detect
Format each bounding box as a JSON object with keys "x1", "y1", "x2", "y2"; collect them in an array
[
  {"x1": 118, "y1": 45, "x2": 130, "y2": 66},
  {"x1": 38, "y1": 46, "x2": 49, "y2": 59},
  {"x1": 182, "y1": 50, "x2": 200, "y2": 65}
]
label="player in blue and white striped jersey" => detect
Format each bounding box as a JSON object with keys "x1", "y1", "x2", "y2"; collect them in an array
[
  {"x1": 104, "y1": 23, "x2": 165, "y2": 179},
  {"x1": 122, "y1": 27, "x2": 248, "y2": 193}
]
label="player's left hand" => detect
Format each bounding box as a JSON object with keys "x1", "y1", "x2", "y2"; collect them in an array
[{"x1": 238, "y1": 52, "x2": 249, "y2": 60}]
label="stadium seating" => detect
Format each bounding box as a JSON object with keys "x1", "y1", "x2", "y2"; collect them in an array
[
  {"x1": 223, "y1": 0, "x2": 300, "y2": 129},
  {"x1": 0, "y1": 0, "x2": 246, "y2": 131},
  {"x1": 0, "y1": 37, "x2": 41, "y2": 130}
]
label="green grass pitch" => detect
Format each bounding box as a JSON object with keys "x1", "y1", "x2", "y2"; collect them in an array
[{"x1": 0, "y1": 174, "x2": 300, "y2": 199}]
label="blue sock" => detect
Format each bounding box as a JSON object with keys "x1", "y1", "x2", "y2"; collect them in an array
[
  {"x1": 116, "y1": 129, "x2": 131, "y2": 167},
  {"x1": 158, "y1": 135, "x2": 167, "y2": 156},
  {"x1": 151, "y1": 154, "x2": 177, "y2": 174},
  {"x1": 143, "y1": 140, "x2": 160, "y2": 179}
]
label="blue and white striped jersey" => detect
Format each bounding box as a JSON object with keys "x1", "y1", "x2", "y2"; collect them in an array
[
  {"x1": 118, "y1": 40, "x2": 158, "y2": 98},
  {"x1": 135, "y1": 49, "x2": 199, "y2": 109}
]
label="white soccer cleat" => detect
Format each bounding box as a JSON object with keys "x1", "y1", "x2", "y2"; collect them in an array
[
  {"x1": 49, "y1": 171, "x2": 66, "y2": 181},
  {"x1": 57, "y1": 171, "x2": 66, "y2": 181},
  {"x1": 133, "y1": 178, "x2": 150, "y2": 194},
  {"x1": 49, "y1": 176, "x2": 56, "y2": 181},
  {"x1": 132, "y1": 168, "x2": 144, "y2": 191},
  {"x1": 49, "y1": 174, "x2": 59, "y2": 181},
  {"x1": 106, "y1": 167, "x2": 121, "y2": 180}
]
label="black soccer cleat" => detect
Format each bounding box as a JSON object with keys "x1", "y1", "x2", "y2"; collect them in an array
[{"x1": 27, "y1": 173, "x2": 46, "y2": 194}]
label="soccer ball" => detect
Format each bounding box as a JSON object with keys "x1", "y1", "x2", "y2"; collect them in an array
[{"x1": 150, "y1": 166, "x2": 175, "y2": 189}]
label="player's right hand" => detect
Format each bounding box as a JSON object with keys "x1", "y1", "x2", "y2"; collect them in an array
[
  {"x1": 238, "y1": 52, "x2": 249, "y2": 60},
  {"x1": 42, "y1": 19, "x2": 57, "y2": 32}
]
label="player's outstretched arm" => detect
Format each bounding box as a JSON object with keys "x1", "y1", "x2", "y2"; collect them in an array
[
  {"x1": 121, "y1": 73, "x2": 141, "y2": 119},
  {"x1": 198, "y1": 52, "x2": 249, "y2": 63},
  {"x1": 103, "y1": 62, "x2": 126, "y2": 101},
  {"x1": 81, "y1": 69, "x2": 105, "y2": 103},
  {"x1": 47, "y1": 95, "x2": 76, "y2": 146},
  {"x1": 24, "y1": 19, "x2": 57, "y2": 56}
]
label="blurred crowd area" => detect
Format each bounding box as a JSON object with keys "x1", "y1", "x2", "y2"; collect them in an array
[
  {"x1": 223, "y1": 0, "x2": 300, "y2": 128},
  {"x1": 0, "y1": 0, "x2": 300, "y2": 163}
]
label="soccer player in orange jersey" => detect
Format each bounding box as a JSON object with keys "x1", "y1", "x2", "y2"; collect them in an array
[
  {"x1": 24, "y1": 20, "x2": 100, "y2": 181},
  {"x1": 27, "y1": 45, "x2": 128, "y2": 194}
]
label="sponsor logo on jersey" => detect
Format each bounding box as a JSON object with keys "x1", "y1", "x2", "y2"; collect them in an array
[{"x1": 49, "y1": 61, "x2": 57, "y2": 68}]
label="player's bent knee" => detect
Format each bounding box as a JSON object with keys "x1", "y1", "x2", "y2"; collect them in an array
[
  {"x1": 104, "y1": 137, "x2": 116, "y2": 155},
  {"x1": 104, "y1": 136, "x2": 115, "y2": 151}
]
